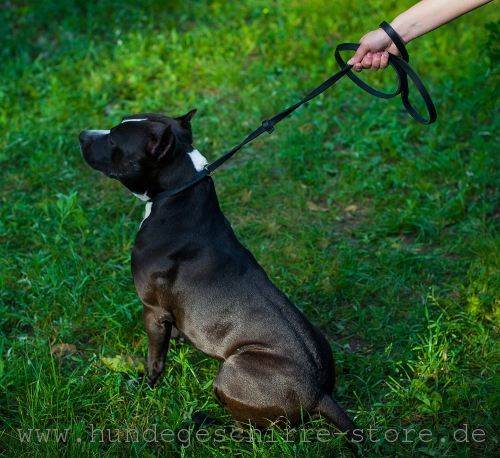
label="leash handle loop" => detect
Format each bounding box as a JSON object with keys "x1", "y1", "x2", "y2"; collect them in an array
[
  {"x1": 379, "y1": 21, "x2": 409, "y2": 62},
  {"x1": 334, "y1": 22, "x2": 436, "y2": 125}
]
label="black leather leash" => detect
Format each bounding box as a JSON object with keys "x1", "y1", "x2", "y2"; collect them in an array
[{"x1": 153, "y1": 21, "x2": 436, "y2": 202}]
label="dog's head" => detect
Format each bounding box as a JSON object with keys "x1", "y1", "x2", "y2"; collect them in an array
[{"x1": 79, "y1": 110, "x2": 198, "y2": 198}]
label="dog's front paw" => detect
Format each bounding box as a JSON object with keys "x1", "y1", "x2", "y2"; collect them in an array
[{"x1": 125, "y1": 375, "x2": 154, "y2": 392}]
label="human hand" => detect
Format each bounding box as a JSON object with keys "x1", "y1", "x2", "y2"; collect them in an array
[{"x1": 347, "y1": 28, "x2": 400, "y2": 72}]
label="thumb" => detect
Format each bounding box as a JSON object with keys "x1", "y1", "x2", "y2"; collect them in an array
[{"x1": 347, "y1": 43, "x2": 371, "y2": 66}]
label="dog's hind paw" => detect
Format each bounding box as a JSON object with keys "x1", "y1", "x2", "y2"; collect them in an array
[{"x1": 192, "y1": 412, "x2": 223, "y2": 428}]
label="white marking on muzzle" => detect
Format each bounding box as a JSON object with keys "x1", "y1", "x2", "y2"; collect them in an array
[
  {"x1": 121, "y1": 118, "x2": 148, "y2": 123},
  {"x1": 87, "y1": 130, "x2": 110, "y2": 135},
  {"x1": 188, "y1": 147, "x2": 208, "y2": 172}
]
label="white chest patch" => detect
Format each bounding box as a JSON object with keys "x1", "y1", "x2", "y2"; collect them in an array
[
  {"x1": 188, "y1": 148, "x2": 208, "y2": 172},
  {"x1": 133, "y1": 192, "x2": 150, "y2": 202},
  {"x1": 139, "y1": 202, "x2": 153, "y2": 229},
  {"x1": 133, "y1": 192, "x2": 152, "y2": 228}
]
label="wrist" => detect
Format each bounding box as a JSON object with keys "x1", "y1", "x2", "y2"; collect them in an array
[{"x1": 389, "y1": 17, "x2": 415, "y2": 44}]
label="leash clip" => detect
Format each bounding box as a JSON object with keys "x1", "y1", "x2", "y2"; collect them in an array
[
  {"x1": 262, "y1": 119, "x2": 275, "y2": 134},
  {"x1": 203, "y1": 163, "x2": 215, "y2": 176}
]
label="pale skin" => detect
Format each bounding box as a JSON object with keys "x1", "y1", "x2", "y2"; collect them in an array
[{"x1": 347, "y1": 0, "x2": 493, "y2": 72}]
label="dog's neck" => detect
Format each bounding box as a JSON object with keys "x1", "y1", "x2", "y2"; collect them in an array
[
  {"x1": 133, "y1": 144, "x2": 207, "y2": 202},
  {"x1": 156, "y1": 144, "x2": 207, "y2": 194},
  {"x1": 135, "y1": 145, "x2": 208, "y2": 226},
  {"x1": 137, "y1": 172, "x2": 223, "y2": 235}
]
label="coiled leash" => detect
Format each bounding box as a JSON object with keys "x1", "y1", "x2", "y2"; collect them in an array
[{"x1": 154, "y1": 22, "x2": 436, "y2": 201}]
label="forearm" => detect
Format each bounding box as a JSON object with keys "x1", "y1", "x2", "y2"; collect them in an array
[
  {"x1": 347, "y1": 0, "x2": 494, "y2": 71},
  {"x1": 391, "y1": 0, "x2": 493, "y2": 43}
]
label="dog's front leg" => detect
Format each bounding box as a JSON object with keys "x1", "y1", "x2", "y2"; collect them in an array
[{"x1": 142, "y1": 303, "x2": 173, "y2": 387}]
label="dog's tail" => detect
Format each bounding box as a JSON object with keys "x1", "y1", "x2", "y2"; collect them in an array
[{"x1": 316, "y1": 394, "x2": 363, "y2": 456}]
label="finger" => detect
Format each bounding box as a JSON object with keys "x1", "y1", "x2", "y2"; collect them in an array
[
  {"x1": 361, "y1": 53, "x2": 373, "y2": 70},
  {"x1": 370, "y1": 52, "x2": 382, "y2": 71},
  {"x1": 380, "y1": 52, "x2": 389, "y2": 69},
  {"x1": 387, "y1": 43, "x2": 400, "y2": 57}
]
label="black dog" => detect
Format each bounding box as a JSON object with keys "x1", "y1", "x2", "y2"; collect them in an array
[{"x1": 80, "y1": 111, "x2": 360, "y2": 453}]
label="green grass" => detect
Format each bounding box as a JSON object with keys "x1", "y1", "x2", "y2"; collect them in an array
[{"x1": 1, "y1": 0, "x2": 500, "y2": 456}]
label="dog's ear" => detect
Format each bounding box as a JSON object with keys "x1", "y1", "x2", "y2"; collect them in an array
[
  {"x1": 147, "y1": 124, "x2": 174, "y2": 162},
  {"x1": 175, "y1": 109, "x2": 197, "y2": 130}
]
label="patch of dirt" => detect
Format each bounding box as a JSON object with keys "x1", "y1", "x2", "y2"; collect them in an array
[
  {"x1": 342, "y1": 335, "x2": 371, "y2": 353},
  {"x1": 51, "y1": 343, "x2": 78, "y2": 357}
]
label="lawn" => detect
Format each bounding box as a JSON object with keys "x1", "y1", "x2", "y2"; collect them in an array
[{"x1": 1, "y1": 0, "x2": 499, "y2": 456}]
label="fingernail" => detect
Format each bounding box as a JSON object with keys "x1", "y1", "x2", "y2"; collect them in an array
[
  {"x1": 347, "y1": 58, "x2": 353, "y2": 65},
  {"x1": 367, "y1": 52, "x2": 373, "y2": 58}
]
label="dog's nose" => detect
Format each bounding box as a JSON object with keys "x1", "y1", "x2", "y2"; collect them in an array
[{"x1": 79, "y1": 131, "x2": 88, "y2": 145}]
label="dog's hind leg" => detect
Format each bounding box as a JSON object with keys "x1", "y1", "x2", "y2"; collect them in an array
[
  {"x1": 212, "y1": 351, "x2": 309, "y2": 427},
  {"x1": 142, "y1": 303, "x2": 173, "y2": 387}
]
